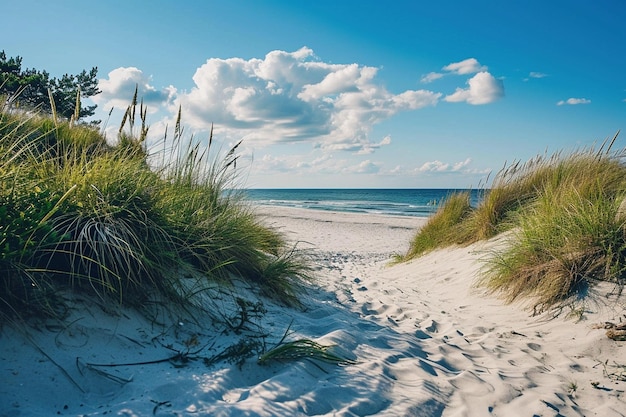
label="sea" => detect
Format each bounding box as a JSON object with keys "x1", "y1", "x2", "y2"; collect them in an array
[{"x1": 243, "y1": 189, "x2": 484, "y2": 218}]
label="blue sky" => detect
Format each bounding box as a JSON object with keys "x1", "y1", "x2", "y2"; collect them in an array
[{"x1": 2, "y1": 0, "x2": 625, "y2": 188}]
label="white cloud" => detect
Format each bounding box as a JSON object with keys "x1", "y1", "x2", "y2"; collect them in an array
[
  {"x1": 418, "y1": 160, "x2": 449, "y2": 172},
  {"x1": 390, "y1": 165, "x2": 403, "y2": 174},
  {"x1": 298, "y1": 63, "x2": 363, "y2": 101},
  {"x1": 95, "y1": 67, "x2": 176, "y2": 111},
  {"x1": 94, "y1": 52, "x2": 504, "y2": 159},
  {"x1": 255, "y1": 152, "x2": 342, "y2": 174},
  {"x1": 557, "y1": 98, "x2": 591, "y2": 106},
  {"x1": 522, "y1": 71, "x2": 548, "y2": 82},
  {"x1": 257, "y1": 153, "x2": 297, "y2": 173},
  {"x1": 175, "y1": 47, "x2": 441, "y2": 154},
  {"x1": 420, "y1": 72, "x2": 444, "y2": 83},
  {"x1": 344, "y1": 159, "x2": 381, "y2": 174},
  {"x1": 253, "y1": 150, "x2": 385, "y2": 177},
  {"x1": 251, "y1": 151, "x2": 483, "y2": 185},
  {"x1": 358, "y1": 160, "x2": 380, "y2": 173},
  {"x1": 452, "y1": 158, "x2": 472, "y2": 171},
  {"x1": 356, "y1": 135, "x2": 392, "y2": 155},
  {"x1": 445, "y1": 72, "x2": 504, "y2": 105},
  {"x1": 417, "y1": 158, "x2": 472, "y2": 173},
  {"x1": 523, "y1": 71, "x2": 549, "y2": 82},
  {"x1": 421, "y1": 58, "x2": 488, "y2": 84},
  {"x1": 443, "y1": 58, "x2": 487, "y2": 75}
]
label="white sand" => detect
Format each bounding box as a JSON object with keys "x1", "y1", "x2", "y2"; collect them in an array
[{"x1": 2, "y1": 206, "x2": 626, "y2": 416}]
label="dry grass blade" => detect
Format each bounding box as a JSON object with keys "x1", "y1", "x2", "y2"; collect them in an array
[
  {"x1": 69, "y1": 88, "x2": 80, "y2": 128},
  {"x1": 47, "y1": 88, "x2": 58, "y2": 129}
]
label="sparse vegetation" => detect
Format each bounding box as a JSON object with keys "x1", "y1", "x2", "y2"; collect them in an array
[
  {"x1": 258, "y1": 324, "x2": 356, "y2": 366},
  {"x1": 567, "y1": 380, "x2": 578, "y2": 396},
  {"x1": 400, "y1": 133, "x2": 626, "y2": 313}
]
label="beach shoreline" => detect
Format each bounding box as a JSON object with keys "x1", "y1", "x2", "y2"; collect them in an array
[
  {"x1": 253, "y1": 205, "x2": 428, "y2": 255},
  {"x1": 2, "y1": 205, "x2": 626, "y2": 416}
]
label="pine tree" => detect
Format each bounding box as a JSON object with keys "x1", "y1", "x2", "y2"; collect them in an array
[{"x1": 0, "y1": 50, "x2": 100, "y2": 123}]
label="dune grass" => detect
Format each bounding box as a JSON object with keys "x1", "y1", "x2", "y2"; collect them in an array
[
  {"x1": 0, "y1": 99, "x2": 311, "y2": 321},
  {"x1": 400, "y1": 133, "x2": 626, "y2": 312},
  {"x1": 395, "y1": 191, "x2": 473, "y2": 261}
]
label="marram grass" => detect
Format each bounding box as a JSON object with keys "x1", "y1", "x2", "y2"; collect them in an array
[
  {"x1": 401, "y1": 133, "x2": 626, "y2": 312},
  {"x1": 394, "y1": 191, "x2": 472, "y2": 261},
  {"x1": 0, "y1": 99, "x2": 311, "y2": 321}
]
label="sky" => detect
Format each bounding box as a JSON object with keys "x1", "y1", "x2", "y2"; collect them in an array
[{"x1": 2, "y1": 0, "x2": 625, "y2": 188}]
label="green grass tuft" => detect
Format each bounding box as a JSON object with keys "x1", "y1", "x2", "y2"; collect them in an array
[
  {"x1": 400, "y1": 133, "x2": 626, "y2": 312},
  {"x1": 0, "y1": 98, "x2": 310, "y2": 321},
  {"x1": 395, "y1": 191, "x2": 472, "y2": 261}
]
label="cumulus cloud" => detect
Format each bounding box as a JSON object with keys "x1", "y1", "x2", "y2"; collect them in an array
[
  {"x1": 444, "y1": 72, "x2": 504, "y2": 105},
  {"x1": 420, "y1": 72, "x2": 444, "y2": 83},
  {"x1": 257, "y1": 153, "x2": 297, "y2": 173},
  {"x1": 176, "y1": 47, "x2": 441, "y2": 153},
  {"x1": 557, "y1": 98, "x2": 591, "y2": 106},
  {"x1": 443, "y1": 58, "x2": 487, "y2": 75},
  {"x1": 523, "y1": 71, "x2": 549, "y2": 82},
  {"x1": 418, "y1": 160, "x2": 449, "y2": 172},
  {"x1": 298, "y1": 63, "x2": 365, "y2": 101},
  {"x1": 95, "y1": 67, "x2": 176, "y2": 111},
  {"x1": 95, "y1": 51, "x2": 503, "y2": 157},
  {"x1": 349, "y1": 160, "x2": 380, "y2": 174},
  {"x1": 420, "y1": 58, "x2": 487, "y2": 84},
  {"x1": 355, "y1": 135, "x2": 392, "y2": 155},
  {"x1": 253, "y1": 151, "x2": 386, "y2": 177},
  {"x1": 256, "y1": 152, "x2": 341, "y2": 173},
  {"x1": 453, "y1": 158, "x2": 472, "y2": 170},
  {"x1": 252, "y1": 150, "x2": 481, "y2": 184},
  {"x1": 417, "y1": 158, "x2": 472, "y2": 173}
]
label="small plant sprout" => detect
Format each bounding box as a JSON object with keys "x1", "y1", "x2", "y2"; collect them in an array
[{"x1": 567, "y1": 380, "x2": 578, "y2": 396}]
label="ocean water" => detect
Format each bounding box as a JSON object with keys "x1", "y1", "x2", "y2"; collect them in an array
[{"x1": 243, "y1": 189, "x2": 484, "y2": 217}]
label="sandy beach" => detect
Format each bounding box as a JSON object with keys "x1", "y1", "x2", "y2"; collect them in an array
[{"x1": 2, "y1": 206, "x2": 626, "y2": 416}]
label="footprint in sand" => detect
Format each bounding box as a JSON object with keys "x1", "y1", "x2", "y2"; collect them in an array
[
  {"x1": 353, "y1": 277, "x2": 368, "y2": 291},
  {"x1": 423, "y1": 319, "x2": 439, "y2": 333},
  {"x1": 447, "y1": 370, "x2": 494, "y2": 396},
  {"x1": 526, "y1": 342, "x2": 542, "y2": 352},
  {"x1": 415, "y1": 329, "x2": 432, "y2": 340}
]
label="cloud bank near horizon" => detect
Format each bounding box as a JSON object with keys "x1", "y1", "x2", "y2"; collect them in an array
[{"x1": 252, "y1": 152, "x2": 485, "y2": 180}]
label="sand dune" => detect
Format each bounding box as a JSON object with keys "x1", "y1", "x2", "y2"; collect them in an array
[{"x1": 2, "y1": 206, "x2": 625, "y2": 416}]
